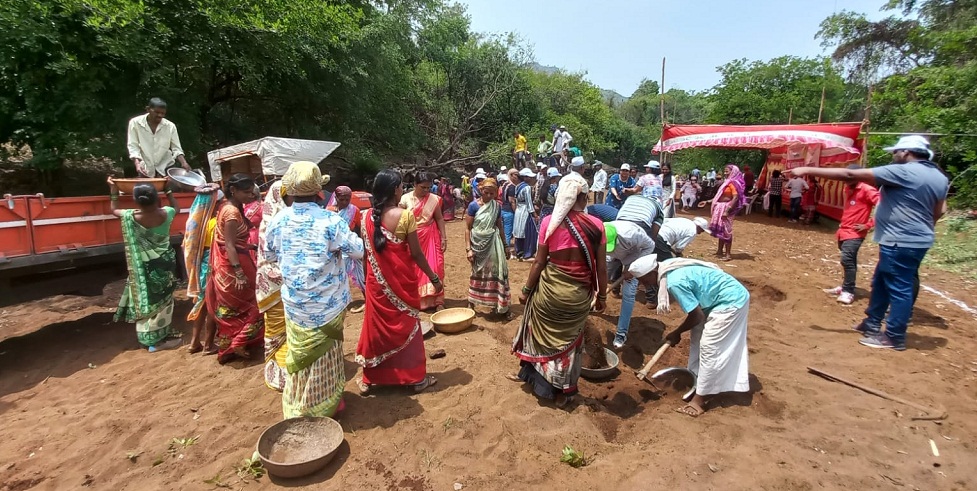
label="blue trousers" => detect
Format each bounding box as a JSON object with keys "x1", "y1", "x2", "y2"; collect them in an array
[
  {"x1": 862, "y1": 244, "x2": 928, "y2": 343},
  {"x1": 501, "y1": 209, "x2": 514, "y2": 247},
  {"x1": 616, "y1": 277, "x2": 639, "y2": 340}
]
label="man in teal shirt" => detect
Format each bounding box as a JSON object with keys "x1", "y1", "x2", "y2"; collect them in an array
[{"x1": 628, "y1": 256, "x2": 751, "y2": 418}]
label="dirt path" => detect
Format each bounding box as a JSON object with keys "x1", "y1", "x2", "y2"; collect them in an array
[{"x1": 2, "y1": 209, "x2": 976, "y2": 491}]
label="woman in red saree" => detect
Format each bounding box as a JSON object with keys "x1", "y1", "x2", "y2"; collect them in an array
[
  {"x1": 207, "y1": 174, "x2": 264, "y2": 364},
  {"x1": 243, "y1": 186, "x2": 263, "y2": 262},
  {"x1": 399, "y1": 172, "x2": 447, "y2": 311},
  {"x1": 356, "y1": 170, "x2": 443, "y2": 394}
]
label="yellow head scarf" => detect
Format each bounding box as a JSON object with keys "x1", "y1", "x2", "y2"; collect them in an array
[{"x1": 281, "y1": 161, "x2": 329, "y2": 197}]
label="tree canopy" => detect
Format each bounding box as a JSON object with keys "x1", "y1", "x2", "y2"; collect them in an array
[{"x1": 0, "y1": 0, "x2": 972, "y2": 205}]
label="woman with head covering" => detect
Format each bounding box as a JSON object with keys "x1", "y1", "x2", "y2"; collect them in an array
[
  {"x1": 438, "y1": 177, "x2": 456, "y2": 221},
  {"x1": 710, "y1": 164, "x2": 748, "y2": 261},
  {"x1": 500, "y1": 168, "x2": 520, "y2": 255},
  {"x1": 327, "y1": 185, "x2": 366, "y2": 295},
  {"x1": 107, "y1": 177, "x2": 182, "y2": 352},
  {"x1": 399, "y1": 172, "x2": 447, "y2": 312},
  {"x1": 357, "y1": 170, "x2": 443, "y2": 394},
  {"x1": 511, "y1": 174, "x2": 607, "y2": 408},
  {"x1": 184, "y1": 183, "x2": 222, "y2": 354},
  {"x1": 207, "y1": 173, "x2": 264, "y2": 363},
  {"x1": 512, "y1": 168, "x2": 539, "y2": 261},
  {"x1": 628, "y1": 255, "x2": 751, "y2": 417},
  {"x1": 257, "y1": 179, "x2": 289, "y2": 390},
  {"x1": 465, "y1": 178, "x2": 511, "y2": 319},
  {"x1": 262, "y1": 162, "x2": 364, "y2": 417}
]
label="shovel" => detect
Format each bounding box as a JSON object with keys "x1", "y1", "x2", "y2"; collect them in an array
[{"x1": 635, "y1": 342, "x2": 671, "y2": 381}]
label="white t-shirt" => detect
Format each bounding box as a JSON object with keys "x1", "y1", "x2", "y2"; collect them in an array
[
  {"x1": 553, "y1": 129, "x2": 564, "y2": 152},
  {"x1": 787, "y1": 177, "x2": 809, "y2": 198},
  {"x1": 658, "y1": 218, "x2": 699, "y2": 253},
  {"x1": 590, "y1": 169, "x2": 608, "y2": 191},
  {"x1": 681, "y1": 182, "x2": 699, "y2": 198}
]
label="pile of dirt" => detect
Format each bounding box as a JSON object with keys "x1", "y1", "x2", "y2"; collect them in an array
[{"x1": 582, "y1": 320, "x2": 609, "y2": 369}]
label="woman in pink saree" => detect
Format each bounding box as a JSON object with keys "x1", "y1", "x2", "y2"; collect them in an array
[
  {"x1": 710, "y1": 164, "x2": 748, "y2": 261},
  {"x1": 399, "y1": 172, "x2": 447, "y2": 311}
]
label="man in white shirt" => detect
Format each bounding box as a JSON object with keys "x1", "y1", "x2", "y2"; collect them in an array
[
  {"x1": 786, "y1": 173, "x2": 810, "y2": 222},
  {"x1": 658, "y1": 217, "x2": 711, "y2": 256},
  {"x1": 590, "y1": 161, "x2": 608, "y2": 204},
  {"x1": 706, "y1": 168, "x2": 717, "y2": 186},
  {"x1": 126, "y1": 98, "x2": 191, "y2": 177}
]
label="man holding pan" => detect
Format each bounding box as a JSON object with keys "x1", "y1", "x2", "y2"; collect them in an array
[{"x1": 627, "y1": 255, "x2": 751, "y2": 418}]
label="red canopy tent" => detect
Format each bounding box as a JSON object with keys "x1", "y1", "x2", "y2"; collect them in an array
[{"x1": 653, "y1": 122, "x2": 865, "y2": 221}]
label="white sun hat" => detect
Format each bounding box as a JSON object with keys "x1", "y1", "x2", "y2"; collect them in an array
[
  {"x1": 519, "y1": 168, "x2": 535, "y2": 177},
  {"x1": 693, "y1": 217, "x2": 711, "y2": 234},
  {"x1": 628, "y1": 255, "x2": 659, "y2": 278},
  {"x1": 883, "y1": 135, "x2": 934, "y2": 159},
  {"x1": 645, "y1": 160, "x2": 661, "y2": 169},
  {"x1": 620, "y1": 163, "x2": 631, "y2": 171},
  {"x1": 547, "y1": 167, "x2": 561, "y2": 178}
]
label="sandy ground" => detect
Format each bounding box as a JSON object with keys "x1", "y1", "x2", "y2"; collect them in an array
[{"x1": 2, "y1": 207, "x2": 977, "y2": 491}]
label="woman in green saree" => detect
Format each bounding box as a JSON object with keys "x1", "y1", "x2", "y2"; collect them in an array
[
  {"x1": 108, "y1": 177, "x2": 182, "y2": 352},
  {"x1": 464, "y1": 178, "x2": 511, "y2": 319}
]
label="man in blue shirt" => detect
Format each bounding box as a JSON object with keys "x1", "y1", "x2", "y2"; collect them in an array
[{"x1": 792, "y1": 135, "x2": 949, "y2": 351}]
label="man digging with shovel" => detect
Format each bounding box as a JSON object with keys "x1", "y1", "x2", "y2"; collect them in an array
[{"x1": 627, "y1": 256, "x2": 751, "y2": 417}]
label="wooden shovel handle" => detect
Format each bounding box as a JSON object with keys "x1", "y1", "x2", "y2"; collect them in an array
[{"x1": 636, "y1": 343, "x2": 671, "y2": 380}]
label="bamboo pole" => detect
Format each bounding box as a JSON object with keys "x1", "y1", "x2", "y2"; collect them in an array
[
  {"x1": 862, "y1": 85, "x2": 873, "y2": 165},
  {"x1": 660, "y1": 57, "x2": 666, "y2": 165},
  {"x1": 818, "y1": 84, "x2": 826, "y2": 123},
  {"x1": 788, "y1": 108, "x2": 793, "y2": 124}
]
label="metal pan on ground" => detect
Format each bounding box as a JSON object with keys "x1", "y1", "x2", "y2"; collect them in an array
[
  {"x1": 651, "y1": 367, "x2": 697, "y2": 401},
  {"x1": 256, "y1": 416, "x2": 344, "y2": 479},
  {"x1": 581, "y1": 348, "x2": 620, "y2": 381}
]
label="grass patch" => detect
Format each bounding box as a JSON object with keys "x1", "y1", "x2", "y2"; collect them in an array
[{"x1": 927, "y1": 215, "x2": 977, "y2": 280}]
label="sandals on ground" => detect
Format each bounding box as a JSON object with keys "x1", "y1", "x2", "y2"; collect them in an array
[
  {"x1": 674, "y1": 402, "x2": 706, "y2": 418},
  {"x1": 414, "y1": 375, "x2": 438, "y2": 393}
]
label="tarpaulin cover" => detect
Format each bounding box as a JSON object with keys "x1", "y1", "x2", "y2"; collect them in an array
[
  {"x1": 653, "y1": 123, "x2": 863, "y2": 161},
  {"x1": 207, "y1": 137, "x2": 340, "y2": 181}
]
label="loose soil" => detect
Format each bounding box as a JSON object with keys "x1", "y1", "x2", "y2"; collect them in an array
[{"x1": 2, "y1": 209, "x2": 977, "y2": 490}]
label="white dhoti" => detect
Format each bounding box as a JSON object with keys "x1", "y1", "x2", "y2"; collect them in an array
[{"x1": 688, "y1": 299, "x2": 750, "y2": 395}]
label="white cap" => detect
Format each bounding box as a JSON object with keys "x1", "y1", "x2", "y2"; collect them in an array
[
  {"x1": 475, "y1": 172, "x2": 487, "y2": 179},
  {"x1": 571, "y1": 156, "x2": 585, "y2": 167},
  {"x1": 519, "y1": 168, "x2": 535, "y2": 177},
  {"x1": 620, "y1": 163, "x2": 631, "y2": 171},
  {"x1": 500, "y1": 166, "x2": 507, "y2": 171},
  {"x1": 628, "y1": 255, "x2": 659, "y2": 278},
  {"x1": 537, "y1": 161, "x2": 546, "y2": 168},
  {"x1": 476, "y1": 168, "x2": 485, "y2": 174},
  {"x1": 547, "y1": 167, "x2": 561, "y2": 178},
  {"x1": 645, "y1": 160, "x2": 661, "y2": 169},
  {"x1": 693, "y1": 217, "x2": 711, "y2": 234},
  {"x1": 883, "y1": 135, "x2": 934, "y2": 159}
]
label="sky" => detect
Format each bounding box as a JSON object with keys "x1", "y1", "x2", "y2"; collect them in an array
[{"x1": 461, "y1": 0, "x2": 892, "y2": 95}]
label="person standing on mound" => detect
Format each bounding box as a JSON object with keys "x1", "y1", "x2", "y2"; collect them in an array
[{"x1": 628, "y1": 255, "x2": 751, "y2": 418}]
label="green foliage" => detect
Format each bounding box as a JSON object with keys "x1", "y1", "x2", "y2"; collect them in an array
[{"x1": 560, "y1": 445, "x2": 587, "y2": 468}]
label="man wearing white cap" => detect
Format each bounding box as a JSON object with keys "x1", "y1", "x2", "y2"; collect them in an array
[
  {"x1": 605, "y1": 164, "x2": 632, "y2": 209},
  {"x1": 658, "y1": 217, "x2": 712, "y2": 257},
  {"x1": 496, "y1": 166, "x2": 508, "y2": 183},
  {"x1": 569, "y1": 156, "x2": 585, "y2": 178},
  {"x1": 590, "y1": 161, "x2": 608, "y2": 205},
  {"x1": 627, "y1": 255, "x2": 751, "y2": 417},
  {"x1": 539, "y1": 167, "x2": 561, "y2": 215},
  {"x1": 792, "y1": 135, "x2": 948, "y2": 351}
]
